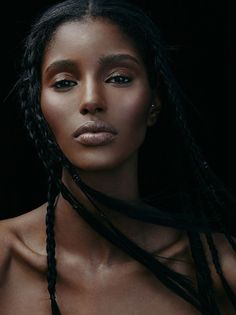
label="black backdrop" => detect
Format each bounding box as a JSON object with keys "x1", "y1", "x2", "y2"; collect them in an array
[{"x1": 1, "y1": 1, "x2": 234, "y2": 231}]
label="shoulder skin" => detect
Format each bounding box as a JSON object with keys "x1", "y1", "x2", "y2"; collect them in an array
[{"x1": 0, "y1": 205, "x2": 48, "y2": 287}]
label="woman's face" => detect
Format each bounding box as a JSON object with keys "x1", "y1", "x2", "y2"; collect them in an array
[{"x1": 41, "y1": 19, "x2": 158, "y2": 171}]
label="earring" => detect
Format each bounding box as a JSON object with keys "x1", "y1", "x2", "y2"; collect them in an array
[{"x1": 151, "y1": 104, "x2": 155, "y2": 108}]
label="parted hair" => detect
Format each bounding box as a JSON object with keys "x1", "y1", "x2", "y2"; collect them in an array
[{"x1": 18, "y1": 0, "x2": 236, "y2": 314}]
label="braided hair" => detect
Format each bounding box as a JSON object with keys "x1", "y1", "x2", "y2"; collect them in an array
[{"x1": 18, "y1": 0, "x2": 236, "y2": 314}]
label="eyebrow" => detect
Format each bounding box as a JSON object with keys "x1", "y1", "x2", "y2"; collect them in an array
[
  {"x1": 44, "y1": 54, "x2": 140, "y2": 74},
  {"x1": 98, "y1": 54, "x2": 140, "y2": 66},
  {"x1": 45, "y1": 59, "x2": 76, "y2": 74}
]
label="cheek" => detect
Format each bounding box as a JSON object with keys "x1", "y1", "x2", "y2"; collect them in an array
[
  {"x1": 110, "y1": 85, "x2": 151, "y2": 138},
  {"x1": 40, "y1": 89, "x2": 74, "y2": 140}
]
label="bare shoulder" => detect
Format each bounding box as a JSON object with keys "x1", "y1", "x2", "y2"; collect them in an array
[
  {"x1": 212, "y1": 233, "x2": 236, "y2": 290},
  {"x1": 0, "y1": 203, "x2": 48, "y2": 282},
  {"x1": 202, "y1": 232, "x2": 236, "y2": 293},
  {"x1": 0, "y1": 219, "x2": 14, "y2": 278}
]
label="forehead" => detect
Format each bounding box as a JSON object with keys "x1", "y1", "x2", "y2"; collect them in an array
[{"x1": 42, "y1": 19, "x2": 142, "y2": 67}]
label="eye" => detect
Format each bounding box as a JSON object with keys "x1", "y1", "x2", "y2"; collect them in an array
[
  {"x1": 106, "y1": 75, "x2": 132, "y2": 85},
  {"x1": 52, "y1": 79, "x2": 77, "y2": 90}
]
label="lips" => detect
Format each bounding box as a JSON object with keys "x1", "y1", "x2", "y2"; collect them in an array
[{"x1": 72, "y1": 120, "x2": 118, "y2": 146}]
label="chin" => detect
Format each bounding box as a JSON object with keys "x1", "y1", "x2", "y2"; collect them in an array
[
  {"x1": 71, "y1": 156, "x2": 124, "y2": 172},
  {"x1": 70, "y1": 151, "x2": 136, "y2": 174}
]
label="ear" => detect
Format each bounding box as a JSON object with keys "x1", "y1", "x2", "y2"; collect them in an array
[{"x1": 147, "y1": 93, "x2": 162, "y2": 127}]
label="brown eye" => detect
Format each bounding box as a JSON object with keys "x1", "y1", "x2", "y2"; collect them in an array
[
  {"x1": 52, "y1": 79, "x2": 77, "y2": 89},
  {"x1": 106, "y1": 75, "x2": 132, "y2": 85}
]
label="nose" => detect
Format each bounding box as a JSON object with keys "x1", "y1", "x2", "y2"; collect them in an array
[{"x1": 79, "y1": 79, "x2": 106, "y2": 115}]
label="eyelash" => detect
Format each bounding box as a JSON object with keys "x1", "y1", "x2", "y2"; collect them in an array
[
  {"x1": 106, "y1": 75, "x2": 132, "y2": 85},
  {"x1": 52, "y1": 79, "x2": 77, "y2": 89}
]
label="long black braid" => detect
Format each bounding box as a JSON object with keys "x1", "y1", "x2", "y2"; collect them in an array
[
  {"x1": 46, "y1": 176, "x2": 61, "y2": 315},
  {"x1": 187, "y1": 231, "x2": 221, "y2": 314},
  {"x1": 19, "y1": 29, "x2": 61, "y2": 313},
  {"x1": 18, "y1": 1, "x2": 236, "y2": 314},
  {"x1": 160, "y1": 56, "x2": 236, "y2": 310},
  {"x1": 163, "y1": 67, "x2": 236, "y2": 308}
]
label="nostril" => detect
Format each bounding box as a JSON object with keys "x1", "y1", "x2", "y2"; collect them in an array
[
  {"x1": 81, "y1": 107, "x2": 102, "y2": 115},
  {"x1": 81, "y1": 108, "x2": 89, "y2": 115}
]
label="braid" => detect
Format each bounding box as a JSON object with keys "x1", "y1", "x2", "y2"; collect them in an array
[
  {"x1": 160, "y1": 60, "x2": 236, "y2": 311},
  {"x1": 174, "y1": 98, "x2": 236, "y2": 310},
  {"x1": 20, "y1": 36, "x2": 62, "y2": 314},
  {"x1": 205, "y1": 230, "x2": 236, "y2": 309},
  {"x1": 187, "y1": 231, "x2": 220, "y2": 314},
  {"x1": 46, "y1": 176, "x2": 61, "y2": 315},
  {"x1": 147, "y1": 44, "x2": 233, "y2": 315}
]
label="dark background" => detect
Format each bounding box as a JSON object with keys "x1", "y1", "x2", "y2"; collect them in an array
[{"x1": 1, "y1": 1, "x2": 234, "y2": 227}]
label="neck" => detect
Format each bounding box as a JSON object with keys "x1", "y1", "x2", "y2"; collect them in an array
[
  {"x1": 70, "y1": 154, "x2": 140, "y2": 201},
  {"x1": 53, "y1": 157, "x2": 186, "y2": 267}
]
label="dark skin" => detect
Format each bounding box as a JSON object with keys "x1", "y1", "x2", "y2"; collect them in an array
[{"x1": 0, "y1": 19, "x2": 236, "y2": 314}]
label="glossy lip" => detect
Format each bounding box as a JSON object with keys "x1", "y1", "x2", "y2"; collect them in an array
[{"x1": 72, "y1": 120, "x2": 118, "y2": 146}]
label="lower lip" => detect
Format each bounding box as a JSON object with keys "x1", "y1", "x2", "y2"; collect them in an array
[{"x1": 75, "y1": 132, "x2": 116, "y2": 146}]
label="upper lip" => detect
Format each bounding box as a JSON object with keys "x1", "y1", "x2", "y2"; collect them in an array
[{"x1": 72, "y1": 120, "x2": 118, "y2": 138}]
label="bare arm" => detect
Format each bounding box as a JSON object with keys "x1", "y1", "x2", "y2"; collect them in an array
[{"x1": 0, "y1": 220, "x2": 12, "y2": 287}]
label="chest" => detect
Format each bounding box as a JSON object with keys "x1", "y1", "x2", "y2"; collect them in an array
[
  {"x1": 0, "y1": 257, "x2": 232, "y2": 315},
  {"x1": 54, "y1": 264, "x2": 202, "y2": 315},
  {"x1": 3, "y1": 262, "x2": 203, "y2": 315}
]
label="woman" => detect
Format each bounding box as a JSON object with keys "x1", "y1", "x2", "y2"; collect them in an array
[{"x1": 0, "y1": 0, "x2": 235, "y2": 314}]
